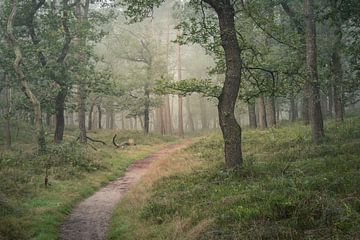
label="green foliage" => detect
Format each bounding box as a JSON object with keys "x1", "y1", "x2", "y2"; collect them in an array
[{"x1": 155, "y1": 78, "x2": 222, "y2": 98}]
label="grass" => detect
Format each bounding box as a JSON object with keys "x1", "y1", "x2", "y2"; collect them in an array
[
  {"x1": 0, "y1": 125, "x2": 178, "y2": 240},
  {"x1": 108, "y1": 116, "x2": 360, "y2": 240}
]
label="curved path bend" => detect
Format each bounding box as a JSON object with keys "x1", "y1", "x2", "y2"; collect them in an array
[{"x1": 59, "y1": 143, "x2": 186, "y2": 240}]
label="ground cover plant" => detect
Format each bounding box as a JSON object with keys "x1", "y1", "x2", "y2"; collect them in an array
[
  {"x1": 0, "y1": 124, "x2": 177, "y2": 240},
  {"x1": 108, "y1": 116, "x2": 360, "y2": 240}
]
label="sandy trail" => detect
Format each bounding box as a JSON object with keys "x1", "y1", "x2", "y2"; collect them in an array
[{"x1": 59, "y1": 143, "x2": 186, "y2": 240}]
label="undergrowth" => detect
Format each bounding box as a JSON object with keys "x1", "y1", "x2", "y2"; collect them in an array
[
  {"x1": 109, "y1": 117, "x2": 360, "y2": 240},
  {"x1": 0, "y1": 127, "x2": 177, "y2": 240}
]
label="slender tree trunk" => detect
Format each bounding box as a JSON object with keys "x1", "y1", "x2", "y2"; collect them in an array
[
  {"x1": 75, "y1": 0, "x2": 90, "y2": 143},
  {"x1": 54, "y1": 89, "x2": 67, "y2": 143},
  {"x1": 248, "y1": 102, "x2": 257, "y2": 129},
  {"x1": 328, "y1": 85, "x2": 334, "y2": 117},
  {"x1": 289, "y1": 93, "x2": 298, "y2": 122},
  {"x1": 164, "y1": 95, "x2": 172, "y2": 134},
  {"x1": 154, "y1": 109, "x2": 161, "y2": 132},
  {"x1": 139, "y1": 116, "x2": 144, "y2": 131},
  {"x1": 176, "y1": 42, "x2": 184, "y2": 137},
  {"x1": 305, "y1": 0, "x2": 325, "y2": 143},
  {"x1": 97, "y1": 104, "x2": 102, "y2": 129},
  {"x1": 257, "y1": 96, "x2": 267, "y2": 129},
  {"x1": 144, "y1": 86, "x2": 150, "y2": 133},
  {"x1": 200, "y1": 98, "x2": 209, "y2": 130},
  {"x1": 320, "y1": 93, "x2": 328, "y2": 119},
  {"x1": 121, "y1": 113, "x2": 125, "y2": 129},
  {"x1": 105, "y1": 108, "x2": 110, "y2": 129},
  {"x1": 109, "y1": 108, "x2": 115, "y2": 129},
  {"x1": 88, "y1": 101, "x2": 95, "y2": 131},
  {"x1": 267, "y1": 96, "x2": 276, "y2": 127},
  {"x1": 78, "y1": 85, "x2": 87, "y2": 143},
  {"x1": 331, "y1": 21, "x2": 344, "y2": 122},
  {"x1": 6, "y1": 0, "x2": 46, "y2": 152},
  {"x1": 3, "y1": 85, "x2": 12, "y2": 149},
  {"x1": 160, "y1": 105, "x2": 165, "y2": 134},
  {"x1": 186, "y1": 96, "x2": 195, "y2": 132},
  {"x1": 178, "y1": 96, "x2": 184, "y2": 136},
  {"x1": 205, "y1": 1, "x2": 243, "y2": 168},
  {"x1": 46, "y1": 113, "x2": 51, "y2": 127}
]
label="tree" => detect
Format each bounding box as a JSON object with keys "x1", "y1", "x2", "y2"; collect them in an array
[
  {"x1": 122, "y1": 0, "x2": 244, "y2": 168},
  {"x1": 304, "y1": 0, "x2": 324, "y2": 143},
  {"x1": 6, "y1": 0, "x2": 46, "y2": 153}
]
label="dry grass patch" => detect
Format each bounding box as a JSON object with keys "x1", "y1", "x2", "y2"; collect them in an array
[{"x1": 108, "y1": 139, "x2": 213, "y2": 240}]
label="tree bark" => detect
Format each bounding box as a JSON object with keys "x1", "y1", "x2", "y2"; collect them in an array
[
  {"x1": 176, "y1": 42, "x2": 184, "y2": 137},
  {"x1": 164, "y1": 95, "x2": 172, "y2": 134},
  {"x1": 186, "y1": 96, "x2": 195, "y2": 132},
  {"x1": 6, "y1": 0, "x2": 46, "y2": 152},
  {"x1": 144, "y1": 86, "x2": 150, "y2": 133},
  {"x1": 301, "y1": 96, "x2": 310, "y2": 124},
  {"x1": 54, "y1": 89, "x2": 67, "y2": 143},
  {"x1": 204, "y1": 0, "x2": 243, "y2": 168},
  {"x1": 88, "y1": 101, "x2": 95, "y2": 131},
  {"x1": 3, "y1": 85, "x2": 12, "y2": 149},
  {"x1": 327, "y1": 85, "x2": 334, "y2": 117},
  {"x1": 248, "y1": 102, "x2": 257, "y2": 129},
  {"x1": 304, "y1": 0, "x2": 325, "y2": 143},
  {"x1": 257, "y1": 96, "x2": 267, "y2": 129},
  {"x1": 267, "y1": 96, "x2": 276, "y2": 127},
  {"x1": 331, "y1": 16, "x2": 344, "y2": 122},
  {"x1": 78, "y1": 85, "x2": 87, "y2": 143},
  {"x1": 97, "y1": 104, "x2": 102, "y2": 129},
  {"x1": 75, "y1": 0, "x2": 90, "y2": 143}
]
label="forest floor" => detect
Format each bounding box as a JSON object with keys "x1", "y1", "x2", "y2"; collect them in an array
[
  {"x1": 59, "y1": 143, "x2": 188, "y2": 240},
  {"x1": 1, "y1": 116, "x2": 360, "y2": 240},
  {"x1": 107, "y1": 116, "x2": 360, "y2": 240},
  {"x1": 0, "y1": 128, "x2": 178, "y2": 240}
]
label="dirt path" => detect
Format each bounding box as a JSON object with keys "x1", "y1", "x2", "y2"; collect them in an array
[{"x1": 59, "y1": 143, "x2": 186, "y2": 240}]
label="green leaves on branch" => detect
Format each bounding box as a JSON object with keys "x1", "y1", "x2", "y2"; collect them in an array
[
  {"x1": 119, "y1": 0, "x2": 165, "y2": 22},
  {"x1": 155, "y1": 78, "x2": 221, "y2": 98}
]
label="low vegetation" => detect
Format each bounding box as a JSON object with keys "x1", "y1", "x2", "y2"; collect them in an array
[
  {"x1": 108, "y1": 116, "x2": 360, "y2": 240},
  {"x1": 0, "y1": 125, "x2": 177, "y2": 240}
]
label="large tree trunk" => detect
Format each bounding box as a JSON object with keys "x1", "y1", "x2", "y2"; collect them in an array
[
  {"x1": 267, "y1": 96, "x2": 276, "y2": 127},
  {"x1": 257, "y1": 96, "x2": 267, "y2": 129},
  {"x1": 304, "y1": 0, "x2": 324, "y2": 143},
  {"x1": 205, "y1": 0, "x2": 243, "y2": 168},
  {"x1": 54, "y1": 89, "x2": 67, "y2": 143},
  {"x1": 6, "y1": 0, "x2": 46, "y2": 152},
  {"x1": 301, "y1": 96, "x2": 310, "y2": 124},
  {"x1": 248, "y1": 102, "x2": 257, "y2": 129}
]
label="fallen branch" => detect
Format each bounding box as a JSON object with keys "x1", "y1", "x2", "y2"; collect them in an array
[
  {"x1": 113, "y1": 134, "x2": 136, "y2": 149},
  {"x1": 86, "y1": 136, "x2": 106, "y2": 145},
  {"x1": 113, "y1": 134, "x2": 120, "y2": 148}
]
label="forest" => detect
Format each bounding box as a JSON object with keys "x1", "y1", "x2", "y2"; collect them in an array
[{"x1": 0, "y1": 0, "x2": 360, "y2": 239}]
